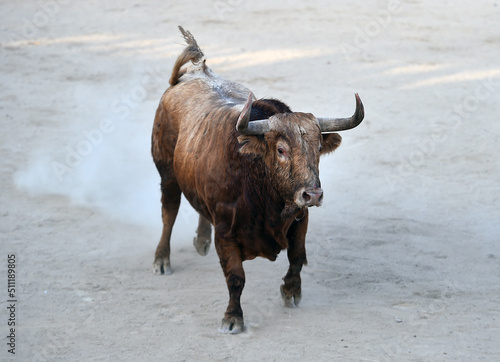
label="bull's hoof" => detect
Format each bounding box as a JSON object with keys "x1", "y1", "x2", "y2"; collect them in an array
[
  {"x1": 280, "y1": 284, "x2": 301, "y2": 308},
  {"x1": 218, "y1": 316, "x2": 244, "y2": 334},
  {"x1": 152, "y1": 258, "x2": 172, "y2": 275},
  {"x1": 193, "y1": 237, "x2": 211, "y2": 256}
]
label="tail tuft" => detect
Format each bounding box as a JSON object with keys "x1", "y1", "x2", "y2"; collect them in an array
[{"x1": 169, "y1": 26, "x2": 204, "y2": 86}]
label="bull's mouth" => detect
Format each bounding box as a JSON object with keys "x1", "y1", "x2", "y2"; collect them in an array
[{"x1": 281, "y1": 202, "x2": 303, "y2": 219}]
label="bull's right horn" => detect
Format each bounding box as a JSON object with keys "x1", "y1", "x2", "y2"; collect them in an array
[
  {"x1": 236, "y1": 93, "x2": 271, "y2": 135},
  {"x1": 317, "y1": 93, "x2": 364, "y2": 133}
]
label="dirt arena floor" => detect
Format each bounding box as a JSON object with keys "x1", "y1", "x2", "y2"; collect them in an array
[{"x1": 1, "y1": 1, "x2": 499, "y2": 360}]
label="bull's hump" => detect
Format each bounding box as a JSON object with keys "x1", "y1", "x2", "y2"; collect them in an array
[{"x1": 183, "y1": 64, "x2": 251, "y2": 107}]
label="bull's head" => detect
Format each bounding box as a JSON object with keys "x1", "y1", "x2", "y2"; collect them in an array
[{"x1": 237, "y1": 93, "x2": 364, "y2": 218}]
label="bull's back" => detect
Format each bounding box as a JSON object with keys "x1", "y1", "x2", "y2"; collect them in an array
[{"x1": 156, "y1": 68, "x2": 251, "y2": 219}]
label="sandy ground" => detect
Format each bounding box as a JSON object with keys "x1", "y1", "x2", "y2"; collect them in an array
[{"x1": 1, "y1": 0, "x2": 499, "y2": 361}]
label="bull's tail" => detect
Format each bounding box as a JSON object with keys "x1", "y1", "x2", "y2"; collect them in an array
[{"x1": 169, "y1": 26, "x2": 204, "y2": 86}]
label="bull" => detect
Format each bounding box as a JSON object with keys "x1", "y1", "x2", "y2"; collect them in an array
[{"x1": 151, "y1": 27, "x2": 364, "y2": 333}]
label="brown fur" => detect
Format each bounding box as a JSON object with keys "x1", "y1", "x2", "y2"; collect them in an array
[{"x1": 151, "y1": 29, "x2": 343, "y2": 333}]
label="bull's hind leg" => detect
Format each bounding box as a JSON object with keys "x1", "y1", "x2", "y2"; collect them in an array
[
  {"x1": 281, "y1": 213, "x2": 308, "y2": 308},
  {"x1": 152, "y1": 176, "x2": 182, "y2": 275},
  {"x1": 193, "y1": 214, "x2": 212, "y2": 256}
]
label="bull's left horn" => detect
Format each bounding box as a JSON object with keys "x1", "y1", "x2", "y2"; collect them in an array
[
  {"x1": 317, "y1": 93, "x2": 364, "y2": 133},
  {"x1": 236, "y1": 93, "x2": 270, "y2": 135}
]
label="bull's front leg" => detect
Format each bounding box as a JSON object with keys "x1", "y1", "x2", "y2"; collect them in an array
[
  {"x1": 281, "y1": 212, "x2": 308, "y2": 308},
  {"x1": 215, "y1": 236, "x2": 245, "y2": 334}
]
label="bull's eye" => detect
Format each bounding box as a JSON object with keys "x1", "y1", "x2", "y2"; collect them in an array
[{"x1": 277, "y1": 145, "x2": 289, "y2": 159}]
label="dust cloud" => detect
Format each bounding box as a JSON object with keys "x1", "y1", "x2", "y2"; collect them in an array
[{"x1": 14, "y1": 74, "x2": 198, "y2": 244}]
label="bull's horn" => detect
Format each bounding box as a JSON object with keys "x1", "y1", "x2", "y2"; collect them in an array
[
  {"x1": 317, "y1": 93, "x2": 364, "y2": 133},
  {"x1": 236, "y1": 93, "x2": 271, "y2": 135}
]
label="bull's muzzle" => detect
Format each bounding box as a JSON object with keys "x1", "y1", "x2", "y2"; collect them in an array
[{"x1": 295, "y1": 187, "x2": 324, "y2": 208}]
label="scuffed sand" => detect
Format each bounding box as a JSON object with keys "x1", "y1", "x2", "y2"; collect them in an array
[{"x1": 1, "y1": 1, "x2": 499, "y2": 360}]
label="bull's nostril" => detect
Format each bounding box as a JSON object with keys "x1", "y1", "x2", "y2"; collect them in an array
[
  {"x1": 318, "y1": 193, "x2": 323, "y2": 203},
  {"x1": 302, "y1": 191, "x2": 311, "y2": 203}
]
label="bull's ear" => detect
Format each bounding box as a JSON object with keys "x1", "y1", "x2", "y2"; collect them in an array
[
  {"x1": 320, "y1": 133, "x2": 342, "y2": 155},
  {"x1": 237, "y1": 135, "x2": 266, "y2": 156}
]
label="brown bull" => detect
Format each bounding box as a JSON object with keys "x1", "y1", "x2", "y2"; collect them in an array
[{"x1": 151, "y1": 27, "x2": 364, "y2": 333}]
